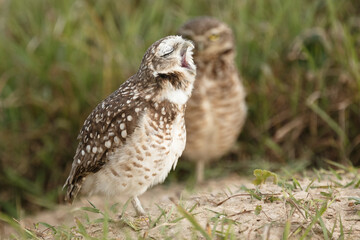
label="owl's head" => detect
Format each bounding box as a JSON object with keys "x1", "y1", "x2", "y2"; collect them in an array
[
  {"x1": 141, "y1": 35, "x2": 196, "y2": 78},
  {"x1": 178, "y1": 17, "x2": 235, "y2": 60},
  {"x1": 139, "y1": 36, "x2": 196, "y2": 105}
]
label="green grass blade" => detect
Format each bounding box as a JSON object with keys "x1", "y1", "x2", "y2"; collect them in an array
[
  {"x1": 306, "y1": 99, "x2": 349, "y2": 147},
  {"x1": 176, "y1": 204, "x2": 211, "y2": 240},
  {"x1": 318, "y1": 216, "x2": 330, "y2": 240},
  {"x1": 0, "y1": 212, "x2": 39, "y2": 239},
  {"x1": 282, "y1": 220, "x2": 291, "y2": 240},
  {"x1": 299, "y1": 202, "x2": 328, "y2": 240}
]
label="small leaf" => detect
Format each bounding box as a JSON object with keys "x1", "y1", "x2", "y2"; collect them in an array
[
  {"x1": 240, "y1": 185, "x2": 262, "y2": 200},
  {"x1": 253, "y1": 169, "x2": 278, "y2": 186},
  {"x1": 339, "y1": 215, "x2": 344, "y2": 240},
  {"x1": 80, "y1": 206, "x2": 101, "y2": 214},
  {"x1": 75, "y1": 218, "x2": 92, "y2": 238},
  {"x1": 254, "y1": 205, "x2": 262, "y2": 215},
  {"x1": 110, "y1": 202, "x2": 120, "y2": 213},
  {"x1": 320, "y1": 191, "x2": 332, "y2": 198},
  {"x1": 87, "y1": 200, "x2": 97, "y2": 209},
  {"x1": 292, "y1": 177, "x2": 303, "y2": 190},
  {"x1": 355, "y1": 179, "x2": 360, "y2": 188},
  {"x1": 93, "y1": 218, "x2": 105, "y2": 223},
  {"x1": 264, "y1": 196, "x2": 281, "y2": 203},
  {"x1": 38, "y1": 222, "x2": 57, "y2": 234}
]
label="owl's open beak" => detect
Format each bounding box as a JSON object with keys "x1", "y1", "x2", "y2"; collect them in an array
[
  {"x1": 181, "y1": 49, "x2": 190, "y2": 69},
  {"x1": 180, "y1": 43, "x2": 195, "y2": 71}
]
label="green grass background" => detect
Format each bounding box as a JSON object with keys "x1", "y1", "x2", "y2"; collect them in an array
[{"x1": 0, "y1": 0, "x2": 359, "y2": 217}]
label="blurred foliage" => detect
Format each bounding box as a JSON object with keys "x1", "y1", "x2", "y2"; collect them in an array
[{"x1": 0, "y1": 0, "x2": 359, "y2": 217}]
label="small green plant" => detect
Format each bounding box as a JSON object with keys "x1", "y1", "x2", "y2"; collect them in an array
[
  {"x1": 254, "y1": 205, "x2": 262, "y2": 215},
  {"x1": 252, "y1": 169, "x2": 278, "y2": 186}
]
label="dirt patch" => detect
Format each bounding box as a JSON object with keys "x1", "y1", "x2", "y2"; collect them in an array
[{"x1": 2, "y1": 172, "x2": 360, "y2": 239}]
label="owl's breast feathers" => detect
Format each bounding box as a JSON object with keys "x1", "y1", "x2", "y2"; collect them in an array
[
  {"x1": 63, "y1": 75, "x2": 186, "y2": 202},
  {"x1": 184, "y1": 58, "x2": 246, "y2": 161}
]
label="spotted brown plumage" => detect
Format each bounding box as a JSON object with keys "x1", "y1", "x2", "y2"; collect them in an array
[
  {"x1": 178, "y1": 17, "x2": 247, "y2": 183},
  {"x1": 63, "y1": 36, "x2": 196, "y2": 215}
]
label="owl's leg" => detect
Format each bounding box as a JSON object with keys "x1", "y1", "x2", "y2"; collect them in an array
[
  {"x1": 131, "y1": 196, "x2": 146, "y2": 216},
  {"x1": 196, "y1": 161, "x2": 205, "y2": 183}
]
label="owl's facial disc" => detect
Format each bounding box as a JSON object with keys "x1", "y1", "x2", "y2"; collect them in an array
[
  {"x1": 150, "y1": 36, "x2": 196, "y2": 105},
  {"x1": 154, "y1": 36, "x2": 196, "y2": 75},
  {"x1": 178, "y1": 18, "x2": 234, "y2": 59}
]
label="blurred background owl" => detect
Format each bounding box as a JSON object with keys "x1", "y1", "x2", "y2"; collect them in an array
[{"x1": 178, "y1": 17, "x2": 247, "y2": 183}]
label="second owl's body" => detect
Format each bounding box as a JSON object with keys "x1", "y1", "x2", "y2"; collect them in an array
[
  {"x1": 179, "y1": 17, "x2": 247, "y2": 182},
  {"x1": 184, "y1": 53, "x2": 246, "y2": 162}
]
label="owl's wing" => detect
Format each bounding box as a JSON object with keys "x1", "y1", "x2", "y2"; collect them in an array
[{"x1": 63, "y1": 76, "x2": 144, "y2": 202}]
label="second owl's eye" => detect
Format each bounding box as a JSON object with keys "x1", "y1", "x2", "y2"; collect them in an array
[{"x1": 208, "y1": 34, "x2": 219, "y2": 41}]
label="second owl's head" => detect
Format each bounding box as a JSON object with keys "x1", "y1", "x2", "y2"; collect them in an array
[
  {"x1": 178, "y1": 17, "x2": 235, "y2": 60},
  {"x1": 141, "y1": 35, "x2": 196, "y2": 79}
]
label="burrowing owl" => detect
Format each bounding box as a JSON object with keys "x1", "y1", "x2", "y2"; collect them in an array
[
  {"x1": 63, "y1": 36, "x2": 196, "y2": 216},
  {"x1": 178, "y1": 17, "x2": 247, "y2": 183}
]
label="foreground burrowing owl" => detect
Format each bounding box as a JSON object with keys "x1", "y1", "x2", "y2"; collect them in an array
[
  {"x1": 178, "y1": 17, "x2": 247, "y2": 183},
  {"x1": 63, "y1": 36, "x2": 196, "y2": 216}
]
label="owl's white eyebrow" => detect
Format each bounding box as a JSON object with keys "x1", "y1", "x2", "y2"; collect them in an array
[
  {"x1": 207, "y1": 27, "x2": 223, "y2": 35},
  {"x1": 158, "y1": 43, "x2": 174, "y2": 56},
  {"x1": 161, "y1": 48, "x2": 174, "y2": 56}
]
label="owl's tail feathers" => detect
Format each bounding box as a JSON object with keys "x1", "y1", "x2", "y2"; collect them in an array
[{"x1": 63, "y1": 177, "x2": 82, "y2": 203}]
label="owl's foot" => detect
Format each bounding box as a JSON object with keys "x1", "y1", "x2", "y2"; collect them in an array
[
  {"x1": 131, "y1": 196, "x2": 146, "y2": 216},
  {"x1": 116, "y1": 212, "x2": 149, "y2": 230},
  {"x1": 134, "y1": 215, "x2": 150, "y2": 228}
]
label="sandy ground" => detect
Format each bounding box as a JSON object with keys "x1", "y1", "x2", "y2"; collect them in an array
[{"x1": 1, "y1": 173, "x2": 360, "y2": 239}]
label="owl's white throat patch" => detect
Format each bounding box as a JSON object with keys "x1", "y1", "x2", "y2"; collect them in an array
[{"x1": 158, "y1": 82, "x2": 193, "y2": 105}]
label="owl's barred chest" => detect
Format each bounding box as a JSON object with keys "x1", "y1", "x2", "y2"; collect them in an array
[
  {"x1": 188, "y1": 69, "x2": 245, "y2": 118},
  {"x1": 184, "y1": 67, "x2": 247, "y2": 160},
  {"x1": 82, "y1": 105, "x2": 186, "y2": 198}
]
